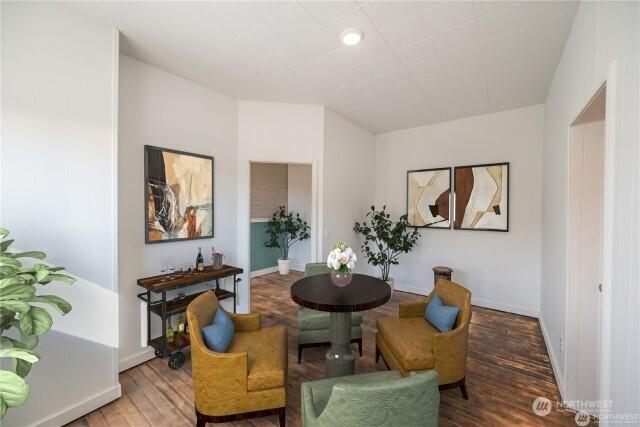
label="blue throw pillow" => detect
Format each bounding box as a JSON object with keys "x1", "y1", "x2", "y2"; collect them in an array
[
  {"x1": 202, "y1": 308, "x2": 235, "y2": 352},
  {"x1": 425, "y1": 294, "x2": 460, "y2": 332}
]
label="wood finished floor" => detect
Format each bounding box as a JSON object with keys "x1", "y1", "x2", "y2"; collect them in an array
[{"x1": 69, "y1": 272, "x2": 576, "y2": 426}]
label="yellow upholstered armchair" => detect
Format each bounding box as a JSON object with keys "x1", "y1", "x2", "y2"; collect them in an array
[
  {"x1": 186, "y1": 291, "x2": 287, "y2": 426},
  {"x1": 375, "y1": 279, "x2": 472, "y2": 399}
]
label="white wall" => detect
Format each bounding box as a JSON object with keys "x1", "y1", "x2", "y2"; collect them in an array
[
  {"x1": 323, "y1": 109, "x2": 377, "y2": 275},
  {"x1": 375, "y1": 105, "x2": 544, "y2": 316},
  {"x1": 118, "y1": 55, "x2": 238, "y2": 371},
  {"x1": 237, "y1": 101, "x2": 324, "y2": 310},
  {"x1": 541, "y1": 1, "x2": 640, "y2": 418},
  {"x1": 288, "y1": 164, "x2": 312, "y2": 271},
  {"x1": 1, "y1": 2, "x2": 120, "y2": 425}
]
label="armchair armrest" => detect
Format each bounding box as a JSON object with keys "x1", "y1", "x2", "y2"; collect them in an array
[
  {"x1": 398, "y1": 295, "x2": 432, "y2": 318},
  {"x1": 301, "y1": 383, "x2": 320, "y2": 425},
  {"x1": 228, "y1": 312, "x2": 261, "y2": 332},
  {"x1": 432, "y1": 323, "x2": 469, "y2": 384},
  {"x1": 192, "y1": 346, "x2": 249, "y2": 411}
]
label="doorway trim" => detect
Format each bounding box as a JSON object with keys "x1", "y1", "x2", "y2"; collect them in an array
[
  {"x1": 241, "y1": 160, "x2": 321, "y2": 311},
  {"x1": 562, "y1": 61, "x2": 617, "y2": 412}
]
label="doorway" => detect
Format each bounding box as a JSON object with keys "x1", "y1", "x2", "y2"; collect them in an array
[
  {"x1": 249, "y1": 162, "x2": 313, "y2": 278},
  {"x1": 566, "y1": 85, "x2": 606, "y2": 416}
]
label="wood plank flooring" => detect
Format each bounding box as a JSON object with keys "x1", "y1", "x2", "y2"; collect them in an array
[{"x1": 69, "y1": 272, "x2": 577, "y2": 426}]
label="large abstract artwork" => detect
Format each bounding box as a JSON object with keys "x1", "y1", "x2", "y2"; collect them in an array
[
  {"x1": 454, "y1": 162, "x2": 509, "y2": 231},
  {"x1": 144, "y1": 145, "x2": 214, "y2": 243},
  {"x1": 407, "y1": 167, "x2": 451, "y2": 228}
]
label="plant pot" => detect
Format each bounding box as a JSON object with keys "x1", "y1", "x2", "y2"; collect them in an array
[
  {"x1": 330, "y1": 270, "x2": 353, "y2": 287},
  {"x1": 278, "y1": 259, "x2": 290, "y2": 275}
]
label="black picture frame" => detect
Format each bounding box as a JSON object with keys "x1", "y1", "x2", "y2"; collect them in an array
[
  {"x1": 144, "y1": 145, "x2": 214, "y2": 244},
  {"x1": 453, "y1": 162, "x2": 509, "y2": 232},
  {"x1": 406, "y1": 166, "x2": 452, "y2": 229}
]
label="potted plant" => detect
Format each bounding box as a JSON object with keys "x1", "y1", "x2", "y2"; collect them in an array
[
  {"x1": 353, "y1": 206, "x2": 421, "y2": 289},
  {"x1": 264, "y1": 206, "x2": 311, "y2": 275},
  {"x1": 0, "y1": 228, "x2": 75, "y2": 419}
]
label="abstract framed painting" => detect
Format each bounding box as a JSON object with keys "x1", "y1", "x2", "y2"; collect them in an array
[
  {"x1": 454, "y1": 162, "x2": 509, "y2": 232},
  {"x1": 406, "y1": 167, "x2": 452, "y2": 228},
  {"x1": 144, "y1": 145, "x2": 214, "y2": 244}
]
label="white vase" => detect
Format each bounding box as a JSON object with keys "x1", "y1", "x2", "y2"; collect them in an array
[{"x1": 278, "y1": 259, "x2": 290, "y2": 275}]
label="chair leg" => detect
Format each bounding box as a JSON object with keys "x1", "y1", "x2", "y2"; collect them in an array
[
  {"x1": 460, "y1": 380, "x2": 469, "y2": 400},
  {"x1": 195, "y1": 412, "x2": 206, "y2": 427},
  {"x1": 357, "y1": 339, "x2": 363, "y2": 357},
  {"x1": 298, "y1": 345, "x2": 302, "y2": 364},
  {"x1": 375, "y1": 345, "x2": 380, "y2": 363},
  {"x1": 278, "y1": 407, "x2": 286, "y2": 427}
]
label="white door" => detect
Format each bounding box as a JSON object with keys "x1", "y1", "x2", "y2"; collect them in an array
[{"x1": 570, "y1": 120, "x2": 604, "y2": 415}]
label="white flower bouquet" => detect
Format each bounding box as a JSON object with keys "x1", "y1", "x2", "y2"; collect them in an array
[{"x1": 327, "y1": 241, "x2": 356, "y2": 273}]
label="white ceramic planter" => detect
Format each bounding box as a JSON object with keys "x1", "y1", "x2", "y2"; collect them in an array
[{"x1": 278, "y1": 259, "x2": 290, "y2": 275}]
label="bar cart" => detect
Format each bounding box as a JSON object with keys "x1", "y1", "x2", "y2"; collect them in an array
[{"x1": 137, "y1": 265, "x2": 243, "y2": 369}]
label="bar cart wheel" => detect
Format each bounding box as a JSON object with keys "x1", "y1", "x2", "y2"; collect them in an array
[{"x1": 168, "y1": 351, "x2": 185, "y2": 369}]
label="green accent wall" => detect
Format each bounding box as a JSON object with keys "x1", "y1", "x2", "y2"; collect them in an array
[{"x1": 250, "y1": 221, "x2": 281, "y2": 272}]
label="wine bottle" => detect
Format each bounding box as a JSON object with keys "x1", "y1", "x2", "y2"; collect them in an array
[
  {"x1": 167, "y1": 318, "x2": 175, "y2": 343},
  {"x1": 196, "y1": 247, "x2": 204, "y2": 272},
  {"x1": 177, "y1": 313, "x2": 185, "y2": 334}
]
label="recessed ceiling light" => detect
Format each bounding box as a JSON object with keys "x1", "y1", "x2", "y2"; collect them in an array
[{"x1": 341, "y1": 28, "x2": 364, "y2": 46}]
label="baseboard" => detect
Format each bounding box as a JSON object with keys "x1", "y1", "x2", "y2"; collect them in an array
[
  {"x1": 32, "y1": 383, "x2": 121, "y2": 427},
  {"x1": 394, "y1": 283, "x2": 429, "y2": 296},
  {"x1": 288, "y1": 262, "x2": 305, "y2": 272},
  {"x1": 250, "y1": 266, "x2": 278, "y2": 278},
  {"x1": 472, "y1": 298, "x2": 540, "y2": 318},
  {"x1": 119, "y1": 347, "x2": 155, "y2": 372},
  {"x1": 393, "y1": 284, "x2": 539, "y2": 317},
  {"x1": 250, "y1": 265, "x2": 305, "y2": 278},
  {"x1": 539, "y1": 316, "x2": 565, "y2": 399}
]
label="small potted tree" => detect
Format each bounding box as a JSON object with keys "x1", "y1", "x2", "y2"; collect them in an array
[
  {"x1": 265, "y1": 206, "x2": 311, "y2": 275},
  {"x1": 353, "y1": 206, "x2": 421, "y2": 289},
  {"x1": 0, "y1": 228, "x2": 75, "y2": 419}
]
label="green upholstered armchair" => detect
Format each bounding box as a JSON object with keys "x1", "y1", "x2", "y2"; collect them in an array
[
  {"x1": 301, "y1": 370, "x2": 439, "y2": 427},
  {"x1": 297, "y1": 263, "x2": 363, "y2": 363}
]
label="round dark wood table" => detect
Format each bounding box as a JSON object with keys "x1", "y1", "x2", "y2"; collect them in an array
[{"x1": 290, "y1": 273, "x2": 391, "y2": 377}]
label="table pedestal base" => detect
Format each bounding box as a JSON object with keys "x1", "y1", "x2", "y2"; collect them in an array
[{"x1": 325, "y1": 312, "x2": 355, "y2": 377}]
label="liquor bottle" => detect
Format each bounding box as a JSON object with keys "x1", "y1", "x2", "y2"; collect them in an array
[
  {"x1": 196, "y1": 247, "x2": 204, "y2": 272},
  {"x1": 167, "y1": 318, "x2": 175, "y2": 343},
  {"x1": 177, "y1": 313, "x2": 185, "y2": 334}
]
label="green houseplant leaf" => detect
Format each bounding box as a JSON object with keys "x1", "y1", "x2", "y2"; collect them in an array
[
  {"x1": 0, "y1": 284, "x2": 36, "y2": 301},
  {"x1": 27, "y1": 307, "x2": 53, "y2": 336},
  {"x1": 39, "y1": 273, "x2": 75, "y2": 285},
  {"x1": 0, "y1": 348, "x2": 39, "y2": 364},
  {"x1": 28, "y1": 295, "x2": 72, "y2": 315},
  {"x1": 0, "y1": 300, "x2": 31, "y2": 314},
  {"x1": 10, "y1": 251, "x2": 46, "y2": 260},
  {"x1": 0, "y1": 370, "x2": 29, "y2": 412},
  {"x1": 0, "y1": 256, "x2": 21, "y2": 269}
]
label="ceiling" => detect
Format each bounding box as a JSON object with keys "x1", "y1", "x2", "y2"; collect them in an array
[{"x1": 62, "y1": 1, "x2": 578, "y2": 133}]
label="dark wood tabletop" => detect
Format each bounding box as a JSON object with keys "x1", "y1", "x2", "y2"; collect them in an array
[
  {"x1": 290, "y1": 273, "x2": 391, "y2": 312},
  {"x1": 137, "y1": 265, "x2": 243, "y2": 293}
]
